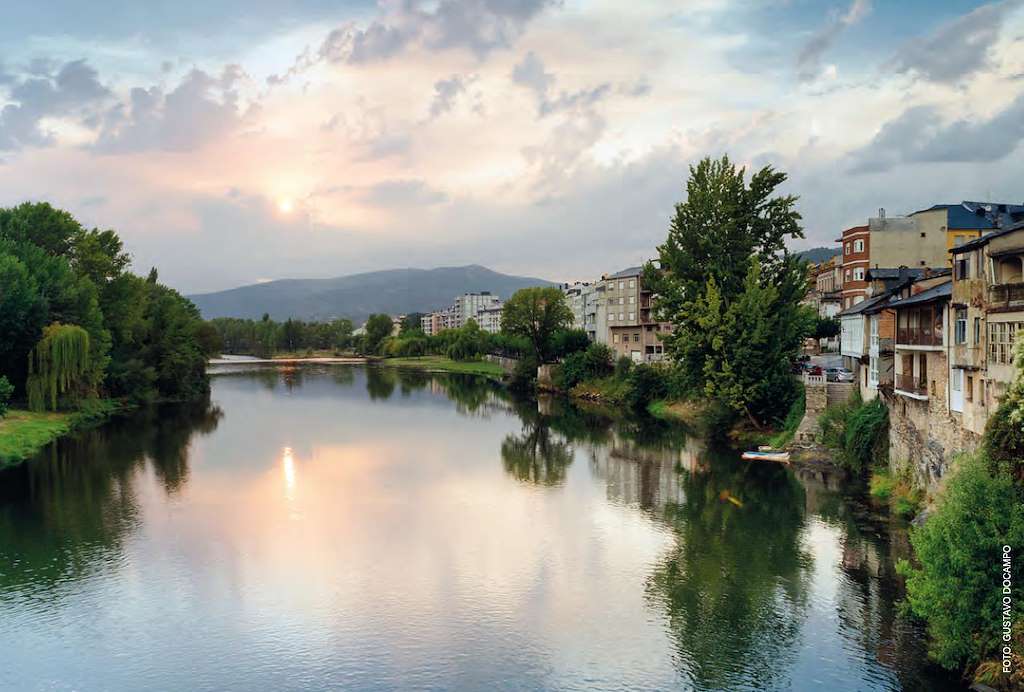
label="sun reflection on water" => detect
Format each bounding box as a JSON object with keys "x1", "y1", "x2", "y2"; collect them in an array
[{"x1": 282, "y1": 446, "x2": 296, "y2": 500}]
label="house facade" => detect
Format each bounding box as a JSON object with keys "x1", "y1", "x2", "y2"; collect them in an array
[
  {"x1": 839, "y1": 225, "x2": 870, "y2": 309},
  {"x1": 604, "y1": 267, "x2": 670, "y2": 363}
]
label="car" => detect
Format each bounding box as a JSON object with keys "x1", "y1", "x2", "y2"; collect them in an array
[{"x1": 825, "y1": 367, "x2": 854, "y2": 382}]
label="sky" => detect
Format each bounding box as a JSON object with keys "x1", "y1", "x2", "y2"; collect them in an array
[{"x1": 0, "y1": 0, "x2": 1022, "y2": 293}]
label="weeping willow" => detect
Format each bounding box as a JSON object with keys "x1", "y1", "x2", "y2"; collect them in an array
[{"x1": 26, "y1": 323, "x2": 91, "y2": 412}]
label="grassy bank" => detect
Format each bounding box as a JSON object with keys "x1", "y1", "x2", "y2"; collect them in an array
[
  {"x1": 379, "y1": 356, "x2": 506, "y2": 379},
  {"x1": 0, "y1": 399, "x2": 122, "y2": 468}
]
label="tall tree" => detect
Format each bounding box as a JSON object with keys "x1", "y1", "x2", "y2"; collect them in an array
[
  {"x1": 363, "y1": 314, "x2": 394, "y2": 354},
  {"x1": 500, "y1": 287, "x2": 573, "y2": 363},
  {"x1": 26, "y1": 323, "x2": 92, "y2": 411},
  {"x1": 648, "y1": 156, "x2": 809, "y2": 425}
]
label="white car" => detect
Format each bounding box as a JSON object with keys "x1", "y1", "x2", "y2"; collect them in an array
[{"x1": 825, "y1": 367, "x2": 854, "y2": 383}]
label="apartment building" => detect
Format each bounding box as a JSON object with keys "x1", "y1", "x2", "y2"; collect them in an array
[
  {"x1": 582, "y1": 282, "x2": 608, "y2": 344},
  {"x1": 839, "y1": 225, "x2": 869, "y2": 309},
  {"x1": 421, "y1": 292, "x2": 505, "y2": 334},
  {"x1": 814, "y1": 256, "x2": 843, "y2": 351},
  {"x1": 561, "y1": 282, "x2": 590, "y2": 331},
  {"x1": 604, "y1": 267, "x2": 670, "y2": 363}
]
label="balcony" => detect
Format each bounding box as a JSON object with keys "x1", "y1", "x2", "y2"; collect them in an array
[
  {"x1": 870, "y1": 335, "x2": 894, "y2": 353},
  {"x1": 896, "y1": 328, "x2": 942, "y2": 347},
  {"x1": 988, "y1": 282, "x2": 1024, "y2": 308},
  {"x1": 894, "y1": 372, "x2": 928, "y2": 398}
]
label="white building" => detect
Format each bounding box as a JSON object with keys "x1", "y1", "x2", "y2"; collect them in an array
[{"x1": 422, "y1": 292, "x2": 505, "y2": 334}]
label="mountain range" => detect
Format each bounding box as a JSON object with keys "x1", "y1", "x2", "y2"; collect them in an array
[
  {"x1": 795, "y1": 246, "x2": 841, "y2": 263},
  {"x1": 187, "y1": 265, "x2": 558, "y2": 323}
]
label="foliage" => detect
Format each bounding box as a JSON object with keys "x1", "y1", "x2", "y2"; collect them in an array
[
  {"x1": 648, "y1": 155, "x2": 809, "y2": 425},
  {"x1": 843, "y1": 398, "x2": 890, "y2": 473},
  {"x1": 363, "y1": 314, "x2": 394, "y2": 354},
  {"x1": 615, "y1": 355, "x2": 634, "y2": 379},
  {"x1": 400, "y1": 312, "x2": 425, "y2": 335},
  {"x1": 207, "y1": 316, "x2": 354, "y2": 356},
  {"x1": 553, "y1": 342, "x2": 614, "y2": 391},
  {"x1": 813, "y1": 317, "x2": 840, "y2": 340},
  {"x1": 898, "y1": 454, "x2": 1024, "y2": 671},
  {"x1": 983, "y1": 336, "x2": 1024, "y2": 485},
  {"x1": 26, "y1": 323, "x2": 92, "y2": 412},
  {"x1": 0, "y1": 202, "x2": 211, "y2": 406},
  {"x1": 551, "y1": 328, "x2": 590, "y2": 360},
  {"x1": 500, "y1": 286, "x2": 573, "y2": 363},
  {"x1": 766, "y1": 388, "x2": 805, "y2": 449},
  {"x1": 625, "y1": 363, "x2": 668, "y2": 411},
  {"x1": 0, "y1": 376, "x2": 13, "y2": 418},
  {"x1": 445, "y1": 319, "x2": 489, "y2": 361}
]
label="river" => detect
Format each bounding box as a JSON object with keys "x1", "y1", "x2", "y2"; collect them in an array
[{"x1": 0, "y1": 364, "x2": 960, "y2": 690}]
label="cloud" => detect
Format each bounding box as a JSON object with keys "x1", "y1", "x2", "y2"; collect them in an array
[
  {"x1": 313, "y1": 0, "x2": 556, "y2": 68},
  {"x1": 511, "y1": 51, "x2": 611, "y2": 117},
  {"x1": 95, "y1": 65, "x2": 250, "y2": 153},
  {"x1": 362, "y1": 179, "x2": 448, "y2": 207},
  {"x1": 429, "y1": 74, "x2": 469, "y2": 118},
  {"x1": 888, "y1": 0, "x2": 1022, "y2": 83},
  {"x1": 0, "y1": 59, "x2": 111, "y2": 150},
  {"x1": 847, "y1": 92, "x2": 1024, "y2": 173},
  {"x1": 796, "y1": 0, "x2": 871, "y2": 81}
]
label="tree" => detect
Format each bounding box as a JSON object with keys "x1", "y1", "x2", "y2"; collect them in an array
[
  {"x1": 500, "y1": 287, "x2": 574, "y2": 363},
  {"x1": 898, "y1": 455, "x2": 1024, "y2": 671},
  {"x1": 813, "y1": 316, "x2": 840, "y2": 341},
  {"x1": 401, "y1": 313, "x2": 425, "y2": 335},
  {"x1": 648, "y1": 156, "x2": 809, "y2": 425},
  {"x1": 363, "y1": 314, "x2": 393, "y2": 354},
  {"x1": 26, "y1": 323, "x2": 92, "y2": 411},
  {"x1": 551, "y1": 328, "x2": 590, "y2": 359}
]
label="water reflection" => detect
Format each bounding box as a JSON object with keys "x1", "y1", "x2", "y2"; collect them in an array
[{"x1": 0, "y1": 366, "x2": 959, "y2": 691}]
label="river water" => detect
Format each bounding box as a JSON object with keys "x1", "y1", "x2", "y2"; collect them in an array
[{"x1": 0, "y1": 365, "x2": 960, "y2": 690}]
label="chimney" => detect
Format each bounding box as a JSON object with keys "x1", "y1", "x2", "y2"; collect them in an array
[{"x1": 879, "y1": 207, "x2": 886, "y2": 220}]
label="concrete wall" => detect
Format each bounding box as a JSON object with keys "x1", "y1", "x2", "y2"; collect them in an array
[{"x1": 869, "y1": 212, "x2": 948, "y2": 270}]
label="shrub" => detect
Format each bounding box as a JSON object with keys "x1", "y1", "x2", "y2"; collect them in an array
[
  {"x1": 510, "y1": 355, "x2": 538, "y2": 391},
  {"x1": 553, "y1": 351, "x2": 588, "y2": 390},
  {"x1": 898, "y1": 455, "x2": 1024, "y2": 671},
  {"x1": 582, "y1": 343, "x2": 614, "y2": 377},
  {"x1": 983, "y1": 400, "x2": 1024, "y2": 484},
  {"x1": 843, "y1": 398, "x2": 889, "y2": 473},
  {"x1": 625, "y1": 363, "x2": 668, "y2": 411},
  {"x1": 0, "y1": 375, "x2": 13, "y2": 417},
  {"x1": 615, "y1": 355, "x2": 633, "y2": 379},
  {"x1": 551, "y1": 329, "x2": 590, "y2": 359}
]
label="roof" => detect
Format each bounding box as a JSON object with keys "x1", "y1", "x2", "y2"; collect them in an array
[
  {"x1": 606, "y1": 266, "x2": 644, "y2": 279},
  {"x1": 836, "y1": 286, "x2": 905, "y2": 318},
  {"x1": 885, "y1": 280, "x2": 952, "y2": 309},
  {"x1": 911, "y1": 202, "x2": 1024, "y2": 230},
  {"x1": 951, "y1": 219, "x2": 1024, "y2": 255},
  {"x1": 864, "y1": 267, "x2": 948, "y2": 282}
]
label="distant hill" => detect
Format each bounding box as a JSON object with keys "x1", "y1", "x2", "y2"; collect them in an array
[
  {"x1": 187, "y1": 265, "x2": 558, "y2": 323},
  {"x1": 796, "y1": 246, "x2": 840, "y2": 264}
]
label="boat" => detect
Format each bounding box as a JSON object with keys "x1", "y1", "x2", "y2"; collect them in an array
[{"x1": 741, "y1": 450, "x2": 791, "y2": 464}]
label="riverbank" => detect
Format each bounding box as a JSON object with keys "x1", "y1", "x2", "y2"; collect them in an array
[
  {"x1": 0, "y1": 399, "x2": 122, "y2": 468},
  {"x1": 377, "y1": 356, "x2": 505, "y2": 379}
]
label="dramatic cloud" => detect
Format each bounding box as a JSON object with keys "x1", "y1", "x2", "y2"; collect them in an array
[
  {"x1": 0, "y1": 60, "x2": 110, "y2": 149},
  {"x1": 511, "y1": 51, "x2": 611, "y2": 116},
  {"x1": 889, "y1": 0, "x2": 1022, "y2": 83},
  {"x1": 796, "y1": 0, "x2": 872, "y2": 81},
  {"x1": 847, "y1": 92, "x2": 1024, "y2": 173},
  {"x1": 95, "y1": 65, "x2": 251, "y2": 153}
]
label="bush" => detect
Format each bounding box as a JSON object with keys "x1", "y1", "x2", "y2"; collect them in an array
[
  {"x1": 583, "y1": 343, "x2": 614, "y2": 376},
  {"x1": 625, "y1": 363, "x2": 668, "y2": 411},
  {"x1": 551, "y1": 329, "x2": 590, "y2": 359},
  {"x1": 0, "y1": 375, "x2": 13, "y2": 417},
  {"x1": 615, "y1": 355, "x2": 633, "y2": 379},
  {"x1": 983, "y1": 400, "x2": 1024, "y2": 484},
  {"x1": 898, "y1": 454, "x2": 1024, "y2": 671},
  {"x1": 510, "y1": 355, "x2": 538, "y2": 391},
  {"x1": 818, "y1": 393, "x2": 889, "y2": 473},
  {"x1": 553, "y1": 342, "x2": 615, "y2": 391}
]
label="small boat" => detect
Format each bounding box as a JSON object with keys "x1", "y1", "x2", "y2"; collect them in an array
[{"x1": 742, "y1": 450, "x2": 791, "y2": 464}]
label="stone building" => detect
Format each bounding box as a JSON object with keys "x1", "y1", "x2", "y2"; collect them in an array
[{"x1": 604, "y1": 267, "x2": 671, "y2": 363}]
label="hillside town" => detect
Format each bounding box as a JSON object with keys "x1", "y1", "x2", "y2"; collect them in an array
[{"x1": 802, "y1": 201, "x2": 1024, "y2": 489}]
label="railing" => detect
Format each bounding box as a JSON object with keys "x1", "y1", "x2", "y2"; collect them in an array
[
  {"x1": 894, "y1": 373, "x2": 927, "y2": 397},
  {"x1": 988, "y1": 282, "x2": 1024, "y2": 307},
  {"x1": 896, "y1": 328, "x2": 942, "y2": 347},
  {"x1": 804, "y1": 373, "x2": 825, "y2": 385}
]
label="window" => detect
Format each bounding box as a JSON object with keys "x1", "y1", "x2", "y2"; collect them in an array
[
  {"x1": 609, "y1": 313, "x2": 615, "y2": 321},
  {"x1": 618, "y1": 281, "x2": 624, "y2": 289},
  {"x1": 955, "y1": 308, "x2": 967, "y2": 345},
  {"x1": 988, "y1": 322, "x2": 1023, "y2": 364},
  {"x1": 619, "y1": 312, "x2": 624, "y2": 320},
  {"x1": 628, "y1": 279, "x2": 635, "y2": 288},
  {"x1": 845, "y1": 269, "x2": 852, "y2": 280},
  {"x1": 955, "y1": 258, "x2": 969, "y2": 280},
  {"x1": 853, "y1": 268, "x2": 865, "y2": 281},
  {"x1": 974, "y1": 317, "x2": 981, "y2": 345},
  {"x1": 633, "y1": 333, "x2": 640, "y2": 343},
  {"x1": 869, "y1": 356, "x2": 878, "y2": 385},
  {"x1": 628, "y1": 312, "x2": 635, "y2": 321},
  {"x1": 846, "y1": 242, "x2": 852, "y2": 254},
  {"x1": 920, "y1": 232, "x2": 926, "y2": 238},
  {"x1": 854, "y1": 239, "x2": 864, "y2": 253},
  {"x1": 629, "y1": 295, "x2": 635, "y2": 304},
  {"x1": 966, "y1": 375, "x2": 973, "y2": 402},
  {"x1": 613, "y1": 333, "x2": 620, "y2": 343},
  {"x1": 620, "y1": 297, "x2": 625, "y2": 305}
]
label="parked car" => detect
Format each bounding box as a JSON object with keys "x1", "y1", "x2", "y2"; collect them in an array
[{"x1": 825, "y1": 367, "x2": 854, "y2": 382}]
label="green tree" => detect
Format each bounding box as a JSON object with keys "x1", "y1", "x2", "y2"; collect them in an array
[
  {"x1": 363, "y1": 314, "x2": 393, "y2": 354},
  {"x1": 898, "y1": 455, "x2": 1024, "y2": 671},
  {"x1": 813, "y1": 316, "x2": 840, "y2": 341},
  {"x1": 26, "y1": 323, "x2": 92, "y2": 411},
  {"x1": 500, "y1": 287, "x2": 573, "y2": 363},
  {"x1": 649, "y1": 156, "x2": 809, "y2": 425}
]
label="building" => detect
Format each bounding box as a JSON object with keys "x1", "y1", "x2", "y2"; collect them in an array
[
  {"x1": 910, "y1": 201, "x2": 1024, "y2": 257},
  {"x1": 582, "y1": 282, "x2": 608, "y2": 344},
  {"x1": 814, "y1": 256, "x2": 843, "y2": 351},
  {"x1": 839, "y1": 225, "x2": 870, "y2": 309},
  {"x1": 561, "y1": 282, "x2": 590, "y2": 331},
  {"x1": 887, "y1": 279, "x2": 958, "y2": 488},
  {"x1": 948, "y1": 219, "x2": 1024, "y2": 436},
  {"x1": 420, "y1": 292, "x2": 505, "y2": 335},
  {"x1": 868, "y1": 212, "x2": 947, "y2": 271},
  {"x1": 603, "y1": 267, "x2": 671, "y2": 363}
]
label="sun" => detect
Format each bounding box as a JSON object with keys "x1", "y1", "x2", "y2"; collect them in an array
[{"x1": 278, "y1": 198, "x2": 294, "y2": 214}]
